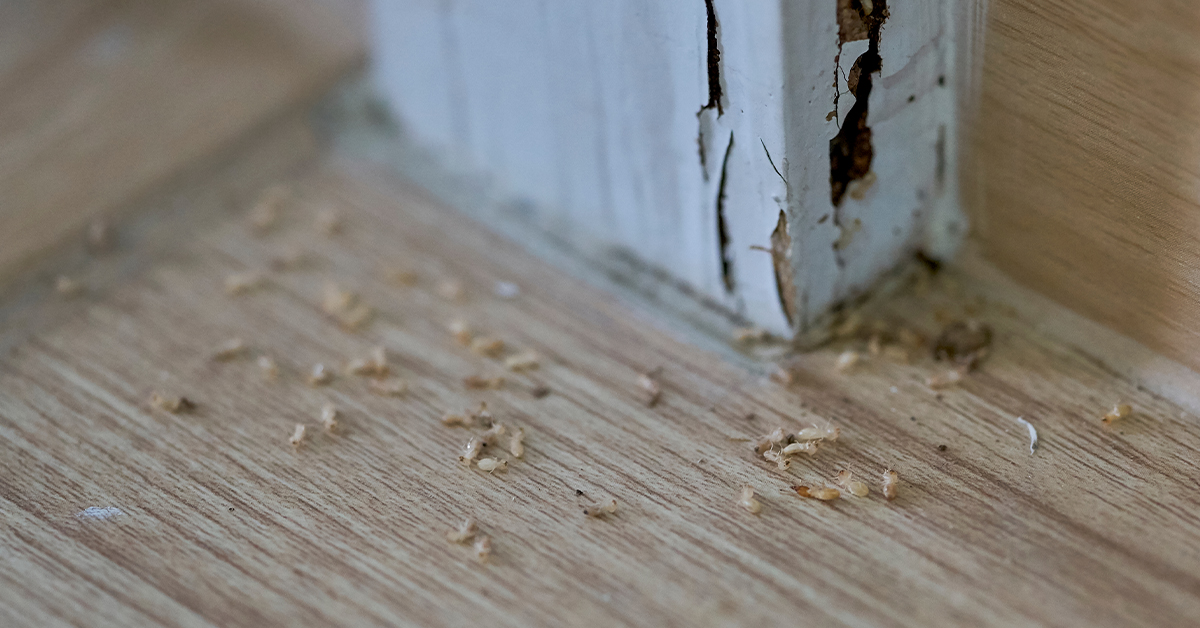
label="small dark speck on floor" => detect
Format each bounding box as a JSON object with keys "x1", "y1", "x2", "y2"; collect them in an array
[
  {"x1": 910, "y1": 416, "x2": 917, "y2": 422},
  {"x1": 938, "y1": 445, "x2": 947, "y2": 451},
  {"x1": 576, "y1": 489, "x2": 584, "y2": 496}
]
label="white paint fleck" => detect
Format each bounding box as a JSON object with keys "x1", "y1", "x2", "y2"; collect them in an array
[
  {"x1": 1016, "y1": 417, "x2": 1038, "y2": 455},
  {"x1": 76, "y1": 506, "x2": 124, "y2": 520},
  {"x1": 493, "y1": 281, "x2": 520, "y2": 299}
]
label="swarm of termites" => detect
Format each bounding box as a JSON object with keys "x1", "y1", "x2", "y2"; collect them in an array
[
  {"x1": 369, "y1": 378, "x2": 407, "y2": 397},
  {"x1": 753, "y1": 422, "x2": 839, "y2": 469},
  {"x1": 289, "y1": 424, "x2": 307, "y2": 448},
  {"x1": 509, "y1": 427, "x2": 525, "y2": 458},
  {"x1": 321, "y1": 403, "x2": 339, "y2": 432},
  {"x1": 882, "y1": 469, "x2": 899, "y2": 501},
  {"x1": 463, "y1": 375, "x2": 505, "y2": 390},
  {"x1": 307, "y1": 363, "x2": 333, "y2": 386},
  {"x1": 224, "y1": 271, "x2": 265, "y2": 296},
  {"x1": 504, "y1": 351, "x2": 540, "y2": 372},
  {"x1": 738, "y1": 486, "x2": 763, "y2": 514},
  {"x1": 583, "y1": 499, "x2": 618, "y2": 518},
  {"x1": 792, "y1": 485, "x2": 840, "y2": 501},
  {"x1": 258, "y1": 355, "x2": 279, "y2": 381},
  {"x1": 835, "y1": 350, "x2": 861, "y2": 373},
  {"x1": 150, "y1": 392, "x2": 194, "y2": 413},
  {"x1": 446, "y1": 518, "x2": 477, "y2": 544},
  {"x1": 470, "y1": 337, "x2": 505, "y2": 357},
  {"x1": 212, "y1": 337, "x2": 246, "y2": 361},
  {"x1": 55, "y1": 275, "x2": 84, "y2": 297},
  {"x1": 437, "y1": 279, "x2": 465, "y2": 302},
  {"x1": 638, "y1": 371, "x2": 662, "y2": 407},
  {"x1": 1102, "y1": 403, "x2": 1133, "y2": 425},
  {"x1": 473, "y1": 535, "x2": 492, "y2": 563}
]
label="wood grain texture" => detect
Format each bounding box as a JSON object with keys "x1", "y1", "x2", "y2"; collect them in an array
[
  {"x1": 0, "y1": 0, "x2": 363, "y2": 282},
  {"x1": 2, "y1": 157, "x2": 1199, "y2": 627},
  {"x1": 970, "y1": 0, "x2": 1200, "y2": 372}
]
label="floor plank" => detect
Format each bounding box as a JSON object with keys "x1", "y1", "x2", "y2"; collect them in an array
[{"x1": 1, "y1": 158, "x2": 1198, "y2": 627}]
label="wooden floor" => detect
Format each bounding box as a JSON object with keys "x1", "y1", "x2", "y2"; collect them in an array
[{"x1": 2, "y1": 154, "x2": 1199, "y2": 627}]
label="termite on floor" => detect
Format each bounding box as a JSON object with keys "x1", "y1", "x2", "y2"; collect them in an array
[
  {"x1": 289, "y1": 424, "x2": 307, "y2": 448},
  {"x1": 55, "y1": 275, "x2": 84, "y2": 297},
  {"x1": 248, "y1": 184, "x2": 290, "y2": 235},
  {"x1": 459, "y1": 436, "x2": 484, "y2": 465},
  {"x1": 835, "y1": 350, "x2": 861, "y2": 373},
  {"x1": 794, "y1": 423, "x2": 840, "y2": 442},
  {"x1": 638, "y1": 370, "x2": 662, "y2": 407},
  {"x1": 224, "y1": 271, "x2": 265, "y2": 296},
  {"x1": 738, "y1": 486, "x2": 762, "y2": 515},
  {"x1": 446, "y1": 518, "x2": 477, "y2": 544},
  {"x1": 321, "y1": 403, "x2": 339, "y2": 432},
  {"x1": 463, "y1": 375, "x2": 505, "y2": 390},
  {"x1": 212, "y1": 337, "x2": 246, "y2": 361},
  {"x1": 835, "y1": 470, "x2": 869, "y2": 497},
  {"x1": 307, "y1": 363, "x2": 333, "y2": 386},
  {"x1": 473, "y1": 535, "x2": 492, "y2": 563},
  {"x1": 476, "y1": 457, "x2": 508, "y2": 473},
  {"x1": 257, "y1": 356, "x2": 279, "y2": 381},
  {"x1": 448, "y1": 319, "x2": 473, "y2": 346},
  {"x1": 437, "y1": 279, "x2": 465, "y2": 302},
  {"x1": 346, "y1": 346, "x2": 388, "y2": 376},
  {"x1": 926, "y1": 368, "x2": 965, "y2": 390},
  {"x1": 792, "y1": 485, "x2": 841, "y2": 501},
  {"x1": 150, "y1": 392, "x2": 194, "y2": 413},
  {"x1": 509, "y1": 427, "x2": 525, "y2": 458},
  {"x1": 470, "y1": 337, "x2": 505, "y2": 357},
  {"x1": 504, "y1": 351, "x2": 539, "y2": 372},
  {"x1": 1102, "y1": 403, "x2": 1133, "y2": 426},
  {"x1": 583, "y1": 499, "x2": 618, "y2": 518},
  {"x1": 882, "y1": 469, "x2": 899, "y2": 501},
  {"x1": 368, "y1": 378, "x2": 407, "y2": 397}
]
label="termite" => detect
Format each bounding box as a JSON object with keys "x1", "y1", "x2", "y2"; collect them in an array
[
  {"x1": 1102, "y1": 403, "x2": 1133, "y2": 426},
  {"x1": 738, "y1": 486, "x2": 763, "y2": 515},
  {"x1": 882, "y1": 469, "x2": 899, "y2": 500},
  {"x1": 583, "y1": 499, "x2": 618, "y2": 518},
  {"x1": 509, "y1": 427, "x2": 526, "y2": 458},
  {"x1": 835, "y1": 350, "x2": 861, "y2": 373},
  {"x1": 289, "y1": 424, "x2": 307, "y2": 448},
  {"x1": 212, "y1": 337, "x2": 246, "y2": 361},
  {"x1": 321, "y1": 403, "x2": 339, "y2": 432},
  {"x1": 446, "y1": 518, "x2": 477, "y2": 544},
  {"x1": 504, "y1": 351, "x2": 539, "y2": 372},
  {"x1": 307, "y1": 363, "x2": 333, "y2": 386}
]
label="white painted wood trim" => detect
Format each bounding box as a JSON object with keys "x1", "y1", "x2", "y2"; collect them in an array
[{"x1": 369, "y1": 0, "x2": 975, "y2": 339}]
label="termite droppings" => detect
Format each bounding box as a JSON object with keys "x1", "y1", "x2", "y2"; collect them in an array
[
  {"x1": 583, "y1": 499, "x2": 618, "y2": 518},
  {"x1": 738, "y1": 486, "x2": 763, "y2": 515},
  {"x1": 212, "y1": 337, "x2": 246, "y2": 361},
  {"x1": 446, "y1": 518, "x2": 477, "y2": 544},
  {"x1": 882, "y1": 469, "x2": 899, "y2": 501},
  {"x1": 1102, "y1": 403, "x2": 1133, "y2": 425},
  {"x1": 320, "y1": 403, "x2": 339, "y2": 432},
  {"x1": 289, "y1": 424, "x2": 307, "y2": 448},
  {"x1": 307, "y1": 363, "x2": 333, "y2": 386}
]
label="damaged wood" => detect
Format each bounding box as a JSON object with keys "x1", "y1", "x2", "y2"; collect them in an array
[
  {"x1": 716, "y1": 132, "x2": 736, "y2": 293},
  {"x1": 830, "y1": 0, "x2": 888, "y2": 208}
]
